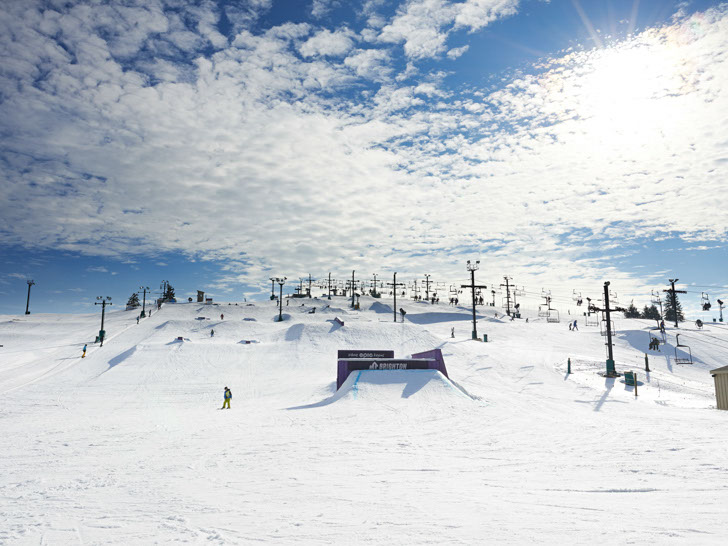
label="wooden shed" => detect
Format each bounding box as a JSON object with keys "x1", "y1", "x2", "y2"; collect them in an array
[{"x1": 710, "y1": 366, "x2": 728, "y2": 410}]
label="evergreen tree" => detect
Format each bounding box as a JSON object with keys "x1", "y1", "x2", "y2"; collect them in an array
[
  {"x1": 164, "y1": 283, "x2": 175, "y2": 301},
  {"x1": 624, "y1": 302, "x2": 640, "y2": 318},
  {"x1": 664, "y1": 292, "x2": 685, "y2": 324},
  {"x1": 126, "y1": 292, "x2": 140, "y2": 308},
  {"x1": 641, "y1": 304, "x2": 661, "y2": 320}
]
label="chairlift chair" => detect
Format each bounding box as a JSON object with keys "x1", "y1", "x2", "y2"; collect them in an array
[
  {"x1": 599, "y1": 316, "x2": 615, "y2": 337},
  {"x1": 538, "y1": 305, "x2": 549, "y2": 318},
  {"x1": 701, "y1": 292, "x2": 711, "y2": 311},
  {"x1": 547, "y1": 309, "x2": 560, "y2": 323},
  {"x1": 674, "y1": 334, "x2": 693, "y2": 365}
]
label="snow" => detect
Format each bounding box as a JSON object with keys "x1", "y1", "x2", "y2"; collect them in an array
[{"x1": 1, "y1": 297, "x2": 727, "y2": 544}]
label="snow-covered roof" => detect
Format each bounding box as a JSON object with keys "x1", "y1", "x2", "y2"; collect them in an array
[{"x1": 710, "y1": 365, "x2": 728, "y2": 375}]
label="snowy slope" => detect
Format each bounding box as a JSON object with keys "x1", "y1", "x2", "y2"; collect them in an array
[{"x1": 1, "y1": 297, "x2": 727, "y2": 544}]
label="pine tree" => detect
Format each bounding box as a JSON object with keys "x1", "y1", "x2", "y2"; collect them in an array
[
  {"x1": 164, "y1": 284, "x2": 175, "y2": 301},
  {"x1": 126, "y1": 292, "x2": 140, "y2": 308},
  {"x1": 641, "y1": 304, "x2": 661, "y2": 320},
  {"x1": 664, "y1": 293, "x2": 685, "y2": 324},
  {"x1": 624, "y1": 302, "x2": 640, "y2": 318}
]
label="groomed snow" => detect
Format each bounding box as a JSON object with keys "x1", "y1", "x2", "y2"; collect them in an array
[{"x1": 1, "y1": 297, "x2": 727, "y2": 544}]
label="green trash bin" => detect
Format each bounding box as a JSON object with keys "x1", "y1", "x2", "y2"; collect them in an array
[{"x1": 483, "y1": 334, "x2": 488, "y2": 342}]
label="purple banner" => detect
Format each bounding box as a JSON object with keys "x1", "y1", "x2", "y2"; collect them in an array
[
  {"x1": 411, "y1": 348, "x2": 449, "y2": 379},
  {"x1": 337, "y1": 350, "x2": 394, "y2": 359}
]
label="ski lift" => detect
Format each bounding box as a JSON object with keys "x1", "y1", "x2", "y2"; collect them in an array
[
  {"x1": 538, "y1": 305, "x2": 550, "y2": 318},
  {"x1": 547, "y1": 309, "x2": 560, "y2": 323},
  {"x1": 586, "y1": 314, "x2": 599, "y2": 327},
  {"x1": 573, "y1": 290, "x2": 583, "y2": 306},
  {"x1": 674, "y1": 334, "x2": 693, "y2": 365},
  {"x1": 701, "y1": 292, "x2": 711, "y2": 311},
  {"x1": 650, "y1": 322, "x2": 666, "y2": 344},
  {"x1": 599, "y1": 313, "x2": 615, "y2": 337}
]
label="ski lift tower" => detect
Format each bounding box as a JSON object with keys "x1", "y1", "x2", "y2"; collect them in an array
[
  {"x1": 500, "y1": 276, "x2": 513, "y2": 316},
  {"x1": 423, "y1": 274, "x2": 432, "y2": 300},
  {"x1": 663, "y1": 279, "x2": 687, "y2": 328},
  {"x1": 718, "y1": 299, "x2": 725, "y2": 322},
  {"x1": 589, "y1": 281, "x2": 626, "y2": 377},
  {"x1": 462, "y1": 260, "x2": 487, "y2": 340},
  {"x1": 387, "y1": 273, "x2": 405, "y2": 323}
]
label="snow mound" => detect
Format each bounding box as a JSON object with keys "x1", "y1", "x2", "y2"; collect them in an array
[{"x1": 312, "y1": 370, "x2": 473, "y2": 408}]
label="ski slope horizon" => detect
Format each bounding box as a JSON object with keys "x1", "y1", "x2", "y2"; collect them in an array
[{"x1": 1, "y1": 294, "x2": 727, "y2": 543}]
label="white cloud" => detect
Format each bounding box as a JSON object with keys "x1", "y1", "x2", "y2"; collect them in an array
[
  {"x1": 87, "y1": 266, "x2": 109, "y2": 273},
  {"x1": 446, "y1": 45, "x2": 468, "y2": 59},
  {"x1": 0, "y1": 1, "x2": 726, "y2": 304},
  {"x1": 299, "y1": 28, "x2": 355, "y2": 57},
  {"x1": 377, "y1": 0, "x2": 519, "y2": 59}
]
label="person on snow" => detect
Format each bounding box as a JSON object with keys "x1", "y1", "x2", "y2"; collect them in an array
[
  {"x1": 660, "y1": 320, "x2": 665, "y2": 333},
  {"x1": 572, "y1": 320, "x2": 578, "y2": 331},
  {"x1": 399, "y1": 308, "x2": 407, "y2": 322},
  {"x1": 451, "y1": 327, "x2": 455, "y2": 338},
  {"x1": 569, "y1": 322, "x2": 573, "y2": 331},
  {"x1": 82, "y1": 344, "x2": 87, "y2": 358},
  {"x1": 210, "y1": 329, "x2": 215, "y2": 337},
  {"x1": 222, "y1": 386, "x2": 232, "y2": 409},
  {"x1": 220, "y1": 314, "x2": 224, "y2": 320}
]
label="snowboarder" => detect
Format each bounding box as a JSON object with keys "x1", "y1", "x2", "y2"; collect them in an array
[
  {"x1": 221, "y1": 386, "x2": 231, "y2": 409},
  {"x1": 82, "y1": 344, "x2": 87, "y2": 358},
  {"x1": 210, "y1": 329, "x2": 215, "y2": 337},
  {"x1": 573, "y1": 320, "x2": 578, "y2": 331},
  {"x1": 399, "y1": 308, "x2": 406, "y2": 322}
]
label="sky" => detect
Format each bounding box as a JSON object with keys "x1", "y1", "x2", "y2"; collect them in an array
[{"x1": 0, "y1": 0, "x2": 727, "y2": 317}]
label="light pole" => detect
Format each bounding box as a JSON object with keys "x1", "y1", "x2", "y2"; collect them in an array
[
  {"x1": 25, "y1": 280, "x2": 35, "y2": 315},
  {"x1": 328, "y1": 272, "x2": 332, "y2": 300},
  {"x1": 95, "y1": 296, "x2": 112, "y2": 346},
  {"x1": 276, "y1": 277, "x2": 287, "y2": 321},
  {"x1": 139, "y1": 286, "x2": 149, "y2": 317},
  {"x1": 424, "y1": 274, "x2": 431, "y2": 301}
]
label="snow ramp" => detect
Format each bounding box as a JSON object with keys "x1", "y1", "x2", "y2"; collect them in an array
[{"x1": 292, "y1": 370, "x2": 473, "y2": 409}]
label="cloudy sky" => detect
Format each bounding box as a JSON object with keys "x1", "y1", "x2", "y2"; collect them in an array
[{"x1": 1, "y1": 0, "x2": 727, "y2": 315}]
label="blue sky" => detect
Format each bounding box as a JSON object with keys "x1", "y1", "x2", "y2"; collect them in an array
[{"x1": 0, "y1": 0, "x2": 726, "y2": 317}]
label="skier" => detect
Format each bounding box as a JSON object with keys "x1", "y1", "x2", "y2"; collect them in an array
[
  {"x1": 210, "y1": 329, "x2": 215, "y2": 337},
  {"x1": 136, "y1": 315, "x2": 140, "y2": 324},
  {"x1": 569, "y1": 322, "x2": 572, "y2": 331},
  {"x1": 221, "y1": 386, "x2": 232, "y2": 409},
  {"x1": 660, "y1": 320, "x2": 665, "y2": 333},
  {"x1": 451, "y1": 327, "x2": 455, "y2": 338},
  {"x1": 399, "y1": 308, "x2": 407, "y2": 322},
  {"x1": 221, "y1": 314, "x2": 224, "y2": 320},
  {"x1": 573, "y1": 319, "x2": 578, "y2": 331},
  {"x1": 82, "y1": 344, "x2": 87, "y2": 358}
]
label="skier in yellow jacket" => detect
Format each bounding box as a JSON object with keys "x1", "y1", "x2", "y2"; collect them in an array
[{"x1": 221, "y1": 386, "x2": 232, "y2": 409}]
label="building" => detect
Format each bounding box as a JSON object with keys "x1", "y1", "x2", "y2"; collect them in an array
[{"x1": 710, "y1": 366, "x2": 728, "y2": 410}]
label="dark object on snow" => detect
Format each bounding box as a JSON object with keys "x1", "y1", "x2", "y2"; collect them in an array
[{"x1": 210, "y1": 329, "x2": 215, "y2": 337}]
